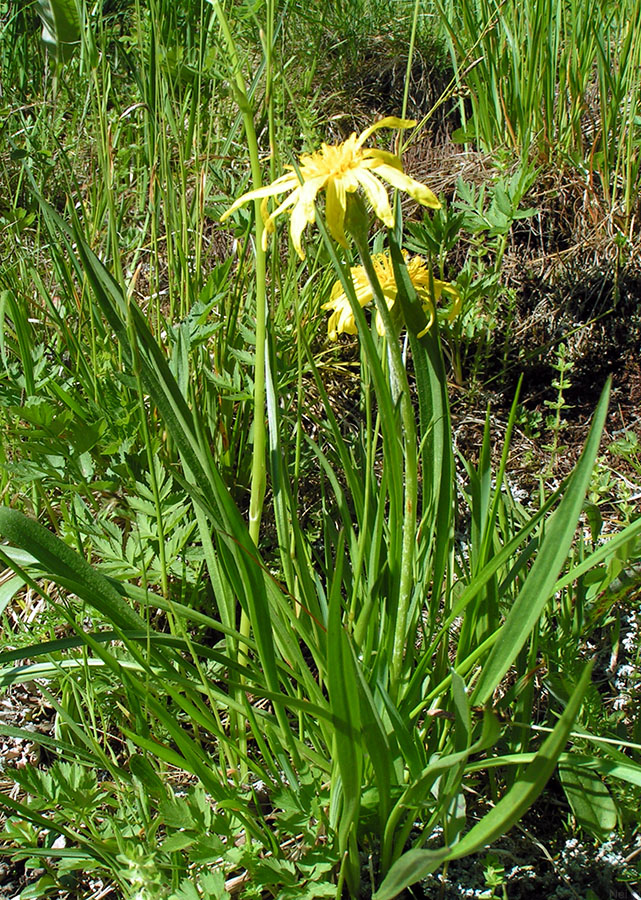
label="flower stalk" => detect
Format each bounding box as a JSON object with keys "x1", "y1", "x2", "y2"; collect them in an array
[{"x1": 344, "y1": 196, "x2": 418, "y2": 700}]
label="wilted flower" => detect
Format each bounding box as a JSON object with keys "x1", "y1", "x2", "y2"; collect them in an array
[
  {"x1": 322, "y1": 252, "x2": 460, "y2": 340},
  {"x1": 220, "y1": 117, "x2": 439, "y2": 259}
]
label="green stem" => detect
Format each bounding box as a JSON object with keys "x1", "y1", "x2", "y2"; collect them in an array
[
  {"x1": 348, "y1": 217, "x2": 418, "y2": 700},
  {"x1": 400, "y1": 0, "x2": 421, "y2": 123},
  {"x1": 126, "y1": 298, "x2": 169, "y2": 601},
  {"x1": 350, "y1": 359, "x2": 373, "y2": 633},
  {"x1": 208, "y1": 0, "x2": 270, "y2": 782},
  {"x1": 209, "y1": 0, "x2": 268, "y2": 547}
]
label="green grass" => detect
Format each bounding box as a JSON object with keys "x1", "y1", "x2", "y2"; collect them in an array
[
  {"x1": 431, "y1": 0, "x2": 641, "y2": 227},
  {"x1": 0, "y1": 1, "x2": 640, "y2": 898}
]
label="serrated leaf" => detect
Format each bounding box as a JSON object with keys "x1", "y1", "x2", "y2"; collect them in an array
[
  {"x1": 159, "y1": 797, "x2": 195, "y2": 830},
  {"x1": 169, "y1": 880, "x2": 200, "y2": 900},
  {"x1": 200, "y1": 870, "x2": 228, "y2": 896},
  {"x1": 162, "y1": 832, "x2": 196, "y2": 853}
]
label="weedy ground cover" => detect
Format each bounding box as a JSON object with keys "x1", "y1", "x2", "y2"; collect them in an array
[{"x1": 0, "y1": 0, "x2": 640, "y2": 898}]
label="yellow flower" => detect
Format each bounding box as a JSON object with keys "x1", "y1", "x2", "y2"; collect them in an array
[
  {"x1": 322, "y1": 253, "x2": 460, "y2": 341},
  {"x1": 220, "y1": 117, "x2": 440, "y2": 259}
]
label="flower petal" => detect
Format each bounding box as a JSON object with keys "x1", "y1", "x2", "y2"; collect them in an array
[
  {"x1": 356, "y1": 116, "x2": 417, "y2": 148},
  {"x1": 363, "y1": 148, "x2": 404, "y2": 171},
  {"x1": 260, "y1": 189, "x2": 301, "y2": 249},
  {"x1": 352, "y1": 270, "x2": 375, "y2": 306},
  {"x1": 372, "y1": 163, "x2": 441, "y2": 209},
  {"x1": 440, "y1": 283, "x2": 462, "y2": 321},
  {"x1": 325, "y1": 178, "x2": 348, "y2": 247},
  {"x1": 220, "y1": 172, "x2": 301, "y2": 221},
  {"x1": 325, "y1": 292, "x2": 358, "y2": 340},
  {"x1": 417, "y1": 299, "x2": 436, "y2": 338},
  {"x1": 290, "y1": 175, "x2": 326, "y2": 259},
  {"x1": 326, "y1": 310, "x2": 340, "y2": 340},
  {"x1": 355, "y1": 169, "x2": 395, "y2": 228}
]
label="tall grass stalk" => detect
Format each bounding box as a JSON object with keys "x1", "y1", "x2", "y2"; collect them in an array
[
  {"x1": 206, "y1": 0, "x2": 277, "y2": 780},
  {"x1": 207, "y1": 0, "x2": 270, "y2": 549},
  {"x1": 433, "y1": 0, "x2": 641, "y2": 224}
]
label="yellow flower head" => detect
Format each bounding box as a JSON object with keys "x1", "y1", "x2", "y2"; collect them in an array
[
  {"x1": 220, "y1": 117, "x2": 440, "y2": 259},
  {"x1": 322, "y1": 252, "x2": 461, "y2": 341}
]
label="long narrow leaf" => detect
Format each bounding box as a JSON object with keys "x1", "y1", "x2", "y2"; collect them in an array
[
  {"x1": 473, "y1": 380, "x2": 610, "y2": 704},
  {"x1": 375, "y1": 661, "x2": 593, "y2": 899},
  {"x1": 0, "y1": 509, "x2": 144, "y2": 632},
  {"x1": 327, "y1": 536, "x2": 363, "y2": 853}
]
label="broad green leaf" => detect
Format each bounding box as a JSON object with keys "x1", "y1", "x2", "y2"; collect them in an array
[
  {"x1": 449, "y1": 662, "x2": 594, "y2": 857},
  {"x1": 468, "y1": 752, "x2": 641, "y2": 788},
  {"x1": 0, "y1": 508, "x2": 144, "y2": 632},
  {"x1": 349, "y1": 643, "x2": 393, "y2": 825},
  {"x1": 450, "y1": 669, "x2": 471, "y2": 753},
  {"x1": 20, "y1": 874, "x2": 58, "y2": 899},
  {"x1": 559, "y1": 764, "x2": 617, "y2": 839},
  {"x1": 34, "y1": 0, "x2": 80, "y2": 60},
  {"x1": 129, "y1": 753, "x2": 166, "y2": 797},
  {"x1": 389, "y1": 231, "x2": 454, "y2": 610},
  {"x1": 0, "y1": 575, "x2": 25, "y2": 617},
  {"x1": 315, "y1": 213, "x2": 404, "y2": 564},
  {"x1": 457, "y1": 385, "x2": 523, "y2": 663},
  {"x1": 380, "y1": 710, "x2": 499, "y2": 873},
  {"x1": 265, "y1": 327, "x2": 319, "y2": 612}
]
